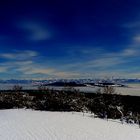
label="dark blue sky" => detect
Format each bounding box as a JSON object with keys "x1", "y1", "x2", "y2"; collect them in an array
[{"x1": 0, "y1": 0, "x2": 140, "y2": 79}]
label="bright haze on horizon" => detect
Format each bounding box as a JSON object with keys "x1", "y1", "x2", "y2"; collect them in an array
[{"x1": 0, "y1": 0, "x2": 140, "y2": 79}]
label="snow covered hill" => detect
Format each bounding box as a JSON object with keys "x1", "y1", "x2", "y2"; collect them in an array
[{"x1": 0, "y1": 109, "x2": 139, "y2": 140}]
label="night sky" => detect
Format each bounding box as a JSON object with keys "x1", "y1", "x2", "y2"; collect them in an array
[{"x1": 0, "y1": 0, "x2": 140, "y2": 79}]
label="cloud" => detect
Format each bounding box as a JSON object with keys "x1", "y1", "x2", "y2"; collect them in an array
[
  {"x1": 122, "y1": 21, "x2": 140, "y2": 28},
  {"x1": 121, "y1": 34, "x2": 140, "y2": 57},
  {"x1": 54, "y1": 72, "x2": 80, "y2": 78},
  {"x1": 0, "y1": 46, "x2": 140, "y2": 79},
  {"x1": 63, "y1": 49, "x2": 124, "y2": 70},
  {"x1": 122, "y1": 48, "x2": 138, "y2": 56},
  {"x1": 0, "y1": 49, "x2": 80, "y2": 79},
  {"x1": 18, "y1": 66, "x2": 80, "y2": 79},
  {"x1": 0, "y1": 67, "x2": 8, "y2": 73},
  {"x1": 132, "y1": 34, "x2": 140, "y2": 47},
  {"x1": 122, "y1": 20, "x2": 140, "y2": 46},
  {"x1": 19, "y1": 21, "x2": 51, "y2": 41},
  {"x1": 133, "y1": 35, "x2": 140, "y2": 42},
  {"x1": 59, "y1": 43, "x2": 140, "y2": 78},
  {"x1": 86, "y1": 57, "x2": 123, "y2": 69},
  {"x1": 128, "y1": 72, "x2": 140, "y2": 78},
  {"x1": 0, "y1": 50, "x2": 38, "y2": 60},
  {"x1": 22, "y1": 68, "x2": 55, "y2": 75}
]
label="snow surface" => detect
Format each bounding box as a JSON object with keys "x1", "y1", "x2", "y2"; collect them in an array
[{"x1": 0, "y1": 109, "x2": 140, "y2": 140}]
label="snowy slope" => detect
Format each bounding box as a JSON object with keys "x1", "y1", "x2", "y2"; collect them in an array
[{"x1": 0, "y1": 109, "x2": 139, "y2": 140}]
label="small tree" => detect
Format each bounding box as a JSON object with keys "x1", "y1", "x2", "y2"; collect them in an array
[
  {"x1": 38, "y1": 85, "x2": 47, "y2": 91},
  {"x1": 12, "y1": 85, "x2": 23, "y2": 91},
  {"x1": 96, "y1": 88, "x2": 102, "y2": 94},
  {"x1": 103, "y1": 86, "x2": 116, "y2": 94}
]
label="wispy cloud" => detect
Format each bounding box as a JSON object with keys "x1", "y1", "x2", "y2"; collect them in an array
[
  {"x1": 59, "y1": 42, "x2": 140, "y2": 78},
  {"x1": 0, "y1": 67, "x2": 8, "y2": 73},
  {"x1": 19, "y1": 21, "x2": 52, "y2": 41},
  {"x1": 122, "y1": 21, "x2": 140, "y2": 28},
  {"x1": 0, "y1": 50, "x2": 81, "y2": 79},
  {"x1": 0, "y1": 42, "x2": 140, "y2": 79},
  {"x1": 122, "y1": 48, "x2": 136, "y2": 56},
  {"x1": 0, "y1": 50, "x2": 38, "y2": 60},
  {"x1": 22, "y1": 68, "x2": 55, "y2": 75},
  {"x1": 133, "y1": 35, "x2": 140, "y2": 43},
  {"x1": 17, "y1": 65, "x2": 80, "y2": 79},
  {"x1": 53, "y1": 71, "x2": 80, "y2": 78}
]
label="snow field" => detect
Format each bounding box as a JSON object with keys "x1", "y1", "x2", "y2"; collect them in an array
[{"x1": 0, "y1": 109, "x2": 139, "y2": 140}]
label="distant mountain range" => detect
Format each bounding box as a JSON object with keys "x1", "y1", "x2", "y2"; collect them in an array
[{"x1": 0, "y1": 78, "x2": 140, "y2": 85}]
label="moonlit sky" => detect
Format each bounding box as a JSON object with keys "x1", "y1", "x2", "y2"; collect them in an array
[{"x1": 0, "y1": 0, "x2": 140, "y2": 79}]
